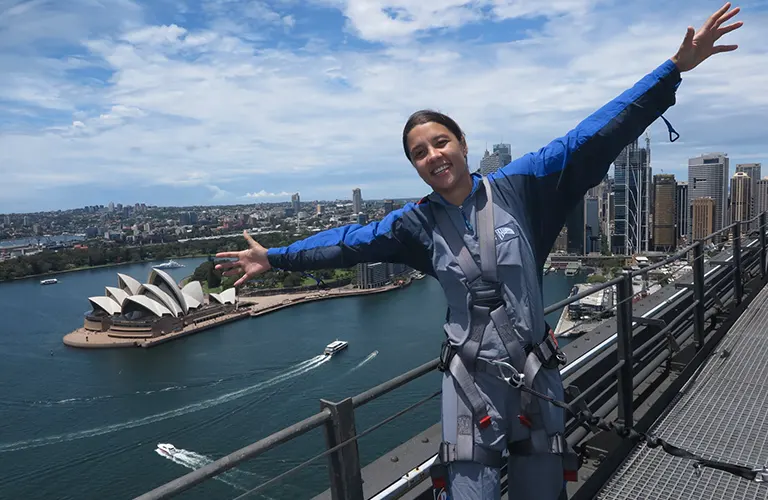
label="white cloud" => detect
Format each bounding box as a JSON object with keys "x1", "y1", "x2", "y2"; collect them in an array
[
  {"x1": 244, "y1": 190, "x2": 294, "y2": 198},
  {"x1": 0, "y1": 0, "x2": 767, "y2": 212}
]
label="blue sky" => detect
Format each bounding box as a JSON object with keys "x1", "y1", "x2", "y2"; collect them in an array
[{"x1": 1, "y1": 0, "x2": 767, "y2": 213}]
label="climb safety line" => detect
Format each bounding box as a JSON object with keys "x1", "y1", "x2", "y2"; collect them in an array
[{"x1": 490, "y1": 360, "x2": 768, "y2": 483}]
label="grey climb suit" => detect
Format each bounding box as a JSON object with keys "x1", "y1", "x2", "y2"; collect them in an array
[{"x1": 267, "y1": 58, "x2": 682, "y2": 499}]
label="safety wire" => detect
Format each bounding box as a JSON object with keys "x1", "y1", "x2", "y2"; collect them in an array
[
  {"x1": 229, "y1": 389, "x2": 441, "y2": 500},
  {"x1": 519, "y1": 236, "x2": 768, "y2": 484}
]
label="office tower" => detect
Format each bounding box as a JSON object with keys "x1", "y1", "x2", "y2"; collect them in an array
[
  {"x1": 384, "y1": 200, "x2": 394, "y2": 214},
  {"x1": 585, "y1": 197, "x2": 600, "y2": 253},
  {"x1": 480, "y1": 149, "x2": 502, "y2": 175},
  {"x1": 316, "y1": 204, "x2": 324, "y2": 215},
  {"x1": 692, "y1": 198, "x2": 716, "y2": 240},
  {"x1": 352, "y1": 188, "x2": 363, "y2": 214},
  {"x1": 757, "y1": 178, "x2": 768, "y2": 217},
  {"x1": 291, "y1": 193, "x2": 300, "y2": 214},
  {"x1": 730, "y1": 172, "x2": 751, "y2": 224},
  {"x1": 688, "y1": 153, "x2": 729, "y2": 237},
  {"x1": 736, "y1": 163, "x2": 761, "y2": 226},
  {"x1": 493, "y1": 143, "x2": 512, "y2": 167},
  {"x1": 612, "y1": 137, "x2": 651, "y2": 255},
  {"x1": 676, "y1": 182, "x2": 688, "y2": 245},
  {"x1": 653, "y1": 174, "x2": 676, "y2": 251}
]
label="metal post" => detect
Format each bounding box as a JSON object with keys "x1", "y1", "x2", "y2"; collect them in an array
[
  {"x1": 692, "y1": 242, "x2": 706, "y2": 349},
  {"x1": 760, "y1": 212, "x2": 766, "y2": 279},
  {"x1": 733, "y1": 222, "x2": 743, "y2": 304},
  {"x1": 615, "y1": 271, "x2": 634, "y2": 427},
  {"x1": 320, "y1": 398, "x2": 364, "y2": 500}
]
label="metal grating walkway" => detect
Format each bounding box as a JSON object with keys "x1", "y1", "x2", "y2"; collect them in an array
[{"x1": 597, "y1": 285, "x2": 768, "y2": 500}]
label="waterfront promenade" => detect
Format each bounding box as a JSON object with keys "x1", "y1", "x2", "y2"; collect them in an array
[{"x1": 62, "y1": 281, "x2": 408, "y2": 349}]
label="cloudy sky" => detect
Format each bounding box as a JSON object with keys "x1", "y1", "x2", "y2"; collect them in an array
[{"x1": 1, "y1": 0, "x2": 766, "y2": 213}]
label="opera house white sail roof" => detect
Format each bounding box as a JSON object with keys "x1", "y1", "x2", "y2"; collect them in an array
[{"x1": 88, "y1": 267, "x2": 237, "y2": 319}]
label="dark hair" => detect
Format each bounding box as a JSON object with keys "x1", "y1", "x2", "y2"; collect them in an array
[{"x1": 402, "y1": 109, "x2": 465, "y2": 162}]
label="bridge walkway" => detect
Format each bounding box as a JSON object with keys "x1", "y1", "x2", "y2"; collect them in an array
[{"x1": 595, "y1": 283, "x2": 768, "y2": 500}]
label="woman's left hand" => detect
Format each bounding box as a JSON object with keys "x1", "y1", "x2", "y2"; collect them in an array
[{"x1": 672, "y1": 2, "x2": 743, "y2": 73}]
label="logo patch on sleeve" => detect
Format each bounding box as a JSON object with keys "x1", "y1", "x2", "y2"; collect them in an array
[{"x1": 494, "y1": 226, "x2": 517, "y2": 242}]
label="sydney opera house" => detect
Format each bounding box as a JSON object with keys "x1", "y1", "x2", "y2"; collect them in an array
[{"x1": 82, "y1": 267, "x2": 239, "y2": 340}]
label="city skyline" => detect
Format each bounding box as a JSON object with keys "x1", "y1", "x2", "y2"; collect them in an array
[{"x1": 1, "y1": 1, "x2": 767, "y2": 213}]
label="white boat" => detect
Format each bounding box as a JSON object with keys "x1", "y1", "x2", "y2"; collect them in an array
[
  {"x1": 153, "y1": 260, "x2": 184, "y2": 269},
  {"x1": 155, "y1": 443, "x2": 180, "y2": 458},
  {"x1": 324, "y1": 340, "x2": 349, "y2": 356},
  {"x1": 40, "y1": 278, "x2": 58, "y2": 285}
]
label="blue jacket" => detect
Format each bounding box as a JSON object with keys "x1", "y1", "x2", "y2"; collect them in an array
[{"x1": 267, "y1": 59, "x2": 681, "y2": 354}]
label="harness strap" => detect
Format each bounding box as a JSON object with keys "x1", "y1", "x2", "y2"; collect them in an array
[
  {"x1": 438, "y1": 441, "x2": 506, "y2": 468},
  {"x1": 478, "y1": 177, "x2": 498, "y2": 282}
]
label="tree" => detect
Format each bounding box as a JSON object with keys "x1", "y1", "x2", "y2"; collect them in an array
[{"x1": 600, "y1": 234, "x2": 610, "y2": 256}]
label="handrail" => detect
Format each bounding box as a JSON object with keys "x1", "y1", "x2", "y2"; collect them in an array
[{"x1": 135, "y1": 214, "x2": 768, "y2": 500}]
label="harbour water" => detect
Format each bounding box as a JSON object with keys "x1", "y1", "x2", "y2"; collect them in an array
[{"x1": 0, "y1": 257, "x2": 586, "y2": 499}]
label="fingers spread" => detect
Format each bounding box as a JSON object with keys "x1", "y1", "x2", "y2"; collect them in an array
[
  {"x1": 717, "y1": 21, "x2": 743, "y2": 38},
  {"x1": 713, "y1": 44, "x2": 739, "y2": 54},
  {"x1": 243, "y1": 230, "x2": 258, "y2": 249},
  {"x1": 215, "y1": 261, "x2": 239, "y2": 271},
  {"x1": 215, "y1": 252, "x2": 240, "y2": 258},
  {"x1": 716, "y1": 6, "x2": 741, "y2": 27},
  {"x1": 221, "y1": 268, "x2": 243, "y2": 277}
]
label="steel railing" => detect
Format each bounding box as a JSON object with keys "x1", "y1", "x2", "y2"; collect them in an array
[{"x1": 134, "y1": 213, "x2": 768, "y2": 500}]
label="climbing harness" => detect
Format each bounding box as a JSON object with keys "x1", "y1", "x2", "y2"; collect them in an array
[
  {"x1": 490, "y1": 357, "x2": 768, "y2": 483},
  {"x1": 430, "y1": 177, "x2": 575, "y2": 477},
  {"x1": 428, "y1": 176, "x2": 768, "y2": 495}
]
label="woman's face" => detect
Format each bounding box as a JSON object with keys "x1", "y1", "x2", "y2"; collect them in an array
[{"x1": 405, "y1": 122, "x2": 469, "y2": 195}]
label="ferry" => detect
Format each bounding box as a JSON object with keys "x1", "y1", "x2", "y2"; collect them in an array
[
  {"x1": 153, "y1": 260, "x2": 184, "y2": 269},
  {"x1": 40, "y1": 278, "x2": 58, "y2": 285},
  {"x1": 324, "y1": 340, "x2": 349, "y2": 356}
]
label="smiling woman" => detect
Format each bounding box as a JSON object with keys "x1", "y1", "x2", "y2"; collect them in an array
[{"x1": 214, "y1": 5, "x2": 745, "y2": 499}]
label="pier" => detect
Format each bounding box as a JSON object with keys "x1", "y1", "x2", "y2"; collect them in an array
[{"x1": 133, "y1": 214, "x2": 768, "y2": 500}]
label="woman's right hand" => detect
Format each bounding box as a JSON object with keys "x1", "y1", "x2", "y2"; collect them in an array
[{"x1": 215, "y1": 230, "x2": 273, "y2": 287}]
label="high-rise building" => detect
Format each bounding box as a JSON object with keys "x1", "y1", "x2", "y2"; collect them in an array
[
  {"x1": 612, "y1": 137, "x2": 651, "y2": 255},
  {"x1": 291, "y1": 193, "x2": 300, "y2": 215},
  {"x1": 316, "y1": 204, "x2": 324, "y2": 215},
  {"x1": 688, "y1": 153, "x2": 729, "y2": 237},
  {"x1": 692, "y1": 197, "x2": 716, "y2": 240},
  {"x1": 653, "y1": 174, "x2": 676, "y2": 251},
  {"x1": 384, "y1": 200, "x2": 394, "y2": 214},
  {"x1": 757, "y1": 178, "x2": 768, "y2": 218},
  {"x1": 352, "y1": 188, "x2": 362, "y2": 214},
  {"x1": 585, "y1": 197, "x2": 600, "y2": 254},
  {"x1": 493, "y1": 143, "x2": 512, "y2": 167},
  {"x1": 676, "y1": 181, "x2": 689, "y2": 245},
  {"x1": 730, "y1": 172, "x2": 752, "y2": 224},
  {"x1": 480, "y1": 149, "x2": 502, "y2": 175},
  {"x1": 736, "y1": 163, "x2": 761, "y2": 226}
]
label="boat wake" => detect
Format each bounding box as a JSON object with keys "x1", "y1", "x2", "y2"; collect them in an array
[
  {"x1": 350, "y1": 351, "x2": 378, "y2": 372},
  {"x1": 155, "y1": 443, "x2": 252, "y2": 491},
  {"x1": 0, "y1": 355, "x2": 330, "y2": 454}
]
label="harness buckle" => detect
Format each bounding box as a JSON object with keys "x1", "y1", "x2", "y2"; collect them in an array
[
  {"x1": 437, "y1": 340, "x2": 454, "y2": 372},
  {"x1": 532, "y1": 334, "x2": 567, "y2": 369},
  {"x1": 468, "y1": 279, "x2": 505, "y2": 310}
]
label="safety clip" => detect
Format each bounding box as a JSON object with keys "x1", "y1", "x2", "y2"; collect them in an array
[
  {"x1": 490, "y1": 359, "x2": 524, "y2": 388},
  {"x1": 752, "y1": 466, "x2": 768, "y2": 483}
]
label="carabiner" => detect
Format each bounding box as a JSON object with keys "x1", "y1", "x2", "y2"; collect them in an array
[{"x1": 490, "y1": 359, "x2": 525, "y2": 388}]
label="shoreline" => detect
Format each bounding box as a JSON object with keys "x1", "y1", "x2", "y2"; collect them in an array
[
  {"x1": 2, "y1": 254, "x2": 210, "y2": 284},
  {"x1": 62, "y1": 281, "x2": 412, "y2": 349}
]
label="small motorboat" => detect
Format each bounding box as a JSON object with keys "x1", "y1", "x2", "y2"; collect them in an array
[
  {"x1": 155, "y1": 443, "x2": 180, "y2": 458},
  {"x1": 324, "y1": 340, "x2": 349, "y2": 356},
  {"x1": 40, "y1": 278, "x2": 58, "y2": 285}
]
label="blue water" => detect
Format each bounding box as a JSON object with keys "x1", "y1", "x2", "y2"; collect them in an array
[{"x1": 0, "y1": 258, "x2": 583, "y2": 499}]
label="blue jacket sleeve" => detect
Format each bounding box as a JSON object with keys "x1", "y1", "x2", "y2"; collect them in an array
[
  {"x1": 266, "y1": 203, "x2": 428, "y2": 272},
  {"x1": 489, "y1": 59, "x2": 682, "y2": 268}
]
